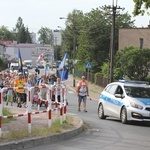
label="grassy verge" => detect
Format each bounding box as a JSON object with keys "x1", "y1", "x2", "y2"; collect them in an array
[
  {"x1": 0, "y1": 108, "x2": 82, "y2": 143},
  {"x1": 90, "y1": 89, "x2": 99, "y2": 94},
  {"x1": 2, "y1": 107, "x2": 16, "y2": 123}
]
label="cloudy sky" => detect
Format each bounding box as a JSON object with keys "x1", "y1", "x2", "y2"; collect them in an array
[{"x1": 0, "y1": 0, "x2": 149, "y2": 34}]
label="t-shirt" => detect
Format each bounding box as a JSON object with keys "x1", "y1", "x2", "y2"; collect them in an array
[
  {"x1": 55, "y1": 84, "x2": 62, "y2": 96},
  {"x1": 77, "y1": 81, "x2": 88, "y2": 96},
  {"x1": 14, "y1": 78, "x2": 26, "y2": 93}
]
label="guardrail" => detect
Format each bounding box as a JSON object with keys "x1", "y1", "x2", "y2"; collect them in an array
[{"x1": 0, "y1": 84, "x2": 67, "y2": 138}]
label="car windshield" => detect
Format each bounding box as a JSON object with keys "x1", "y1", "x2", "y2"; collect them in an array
[
  {"x1": 124, "y1": 86, "x2": 150, "y2": 98},
  {"x1": 10, "y1": 66, "x2": 18, "y2": 70}
]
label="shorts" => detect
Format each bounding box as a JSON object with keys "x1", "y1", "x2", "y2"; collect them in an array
[
  {"x1": 78, "y1": 95, "x2": 87, "y2": 103},
  {"x1": 17, "y1": 93, "x2": 26, "y2": 103},
  {"x1": 7, "y1": 95, "x2": 13, "y2": 102}
]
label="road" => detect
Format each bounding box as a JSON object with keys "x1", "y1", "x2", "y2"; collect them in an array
[{"x1": 26, "y1": 69, "x2": 150, "y2": 150}]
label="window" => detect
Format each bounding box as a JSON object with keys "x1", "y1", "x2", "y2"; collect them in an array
[{"x1": 107, "y1": 85, "x2": 118, "y2": 95}]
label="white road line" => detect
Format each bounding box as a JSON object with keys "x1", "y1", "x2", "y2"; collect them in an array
[{"x1": 68, "y1": 91, "x2": 74, "y2": 93}]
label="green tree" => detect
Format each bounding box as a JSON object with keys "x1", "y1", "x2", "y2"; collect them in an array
[
  {"x1": 133, "y1": 0, "x2": 150, "y2": 16},
  {"x1": 115, "y1": 46, "x2": 150, "y2": 80},
  {"x1": 75, "y1": 7, "x2": 134, "y2": 73},
  {"x1": 0, "y1": 58, "x2": 7, "y2": 71},
  {"x1": 26, "y1": 27, "x2": 32, "y2": 43},
  {"x1": 14, "y1": 17, "x2": 32, "y2": 43},
  {"x1": 0, "y1": 26, "x2": 14, "y2": 41},
  {"x1": 38, "y1": 27, "x2": 53, "y2": 44}
]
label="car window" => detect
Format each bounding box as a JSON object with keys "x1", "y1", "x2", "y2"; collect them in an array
[
  {"x1": 115, "y1": 86, "x2": 123, "y2": 95},
  {"x1": 105, "y1": 85, "x2": 112, "y2": 92},
  {"x1": 124, "y1": 86, "x2": 150, "y2": 98},
  {"x1": 107, "y1": 84, "x2": 118, "y2": 95}
]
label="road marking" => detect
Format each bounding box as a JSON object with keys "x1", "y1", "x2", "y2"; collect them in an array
[
  {"x1": 68, "y1": 91, "x2": 74, "y2": 93},
  {"x1": 67, "y1": 113, "x2": 77, "y2": 116}
]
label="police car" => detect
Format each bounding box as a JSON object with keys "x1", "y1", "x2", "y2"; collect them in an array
[{"x1": 98, "y1": 80, "x2": 150, "y2": 124}]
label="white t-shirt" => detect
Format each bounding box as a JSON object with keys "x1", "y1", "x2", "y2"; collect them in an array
[{"x1": 77, "y1": 81, "x2": 88, "y2": 96}]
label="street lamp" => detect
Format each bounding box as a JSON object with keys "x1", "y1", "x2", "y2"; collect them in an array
[{"x1": 59, "y1": 17, "x2": 76, "y2": 87}]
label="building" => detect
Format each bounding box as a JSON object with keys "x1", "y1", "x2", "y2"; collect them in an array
[
  {"x1": 53, "y1": 29, "x2": 62, "y2": 46},
  {"x1": 119, "y1": 27, "x2": 150, "y2": 50},
  {"x1": 2, "y1": 41, "x2": 54, "y2": 67},
  {"x1": 30, "y1": 32, "x2": 37, "y2": 43}
]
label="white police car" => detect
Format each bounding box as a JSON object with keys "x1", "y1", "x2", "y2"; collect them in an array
[{"x1": 98, "y1": 80, "x2": 150, "y2": 124}]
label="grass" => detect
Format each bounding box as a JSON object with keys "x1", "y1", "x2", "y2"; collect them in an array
[
  {"x1": 90, "y1": 89, "x2": 99, "y2": 94},
  {"x1": 0, "y1": 114, "x2": 77, "y2": 143},
  {"x1": 2, "y1": 107, "x2": 16, "y2": 123}
]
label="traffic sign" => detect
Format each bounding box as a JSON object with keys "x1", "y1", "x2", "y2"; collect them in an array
[{"x1": 85, "y1": 62, "x2": 92, "y2": 69}]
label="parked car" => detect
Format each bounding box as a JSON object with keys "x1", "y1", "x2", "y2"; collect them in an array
[
  {"x1": 23, "y1": 66, "x2": 28, "y2": 74},
  {"x1": 23, "y1": 60, "x2": 32, "y2": 69},
  {"x1": 98, "y1": 80, "x2": 150, "y2": 124},
  {"x1": 52, "y1": 62, "x2": 57, "y2": 68},
  {"x1": 36, "y1": 63, "x2": 44, "y2": 69}
]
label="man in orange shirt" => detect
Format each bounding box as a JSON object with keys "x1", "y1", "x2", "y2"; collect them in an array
[{"x1": 14, "y1": 72, "x2": 26, "y2": 107}]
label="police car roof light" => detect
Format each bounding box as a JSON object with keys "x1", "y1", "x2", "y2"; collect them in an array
[{"x1": 118, "y1": 79, "x2": 149, "y2": 85}]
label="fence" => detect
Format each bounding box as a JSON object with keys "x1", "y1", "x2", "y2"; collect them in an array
[
  {"x1": 75, "y1": 70, "x2": 109, "y2": 87},
  {"x1": 0, "y1": 84, "x2": 67, "y2": 138}
]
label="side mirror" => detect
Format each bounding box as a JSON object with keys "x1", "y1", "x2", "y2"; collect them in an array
[{"x1": 115, "y1": 94, "x2": 124, "y2": 99}]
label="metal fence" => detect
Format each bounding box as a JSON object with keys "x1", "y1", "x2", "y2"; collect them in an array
[{"x1": 75, "y1": 70, "x2": 109, "y2": 88}]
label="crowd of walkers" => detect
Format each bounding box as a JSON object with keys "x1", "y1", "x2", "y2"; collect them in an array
[{"x1": 0, "y1": 69, "x2": 65, "y2": 108}]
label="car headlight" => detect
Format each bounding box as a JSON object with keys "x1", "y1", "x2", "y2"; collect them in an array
[{"x1": 130, "y1": 102, "x2": 143, "y2": 110}]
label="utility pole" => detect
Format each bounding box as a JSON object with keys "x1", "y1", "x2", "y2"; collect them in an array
[
  {"x1": 54, "y1": 36, "x2": 58, "y2": 73},
  {"x1": 108, "y1": 0, "x2": 123, "y2": 83},
  {"x1": 73, "y1": 26, "x2": 76, "y2": 87},
  {"x1": 59, "y1": 16, "x2": 76, "y2": 87}
]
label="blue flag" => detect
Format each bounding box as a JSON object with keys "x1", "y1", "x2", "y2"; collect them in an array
[
  {"x1": 58, "y1": 52, "x2": 69, "y2": 81},
  {"x1": 58, "y1": 52, "x2": 69, "y2": 69},
  {"x1": 18, "y1": 49, "x2": 23, "y2": 73}
]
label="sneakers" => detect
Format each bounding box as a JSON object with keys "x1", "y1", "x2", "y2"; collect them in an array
[{"x1": 78, "y1": 109, "x2": 88, "y2": 112}]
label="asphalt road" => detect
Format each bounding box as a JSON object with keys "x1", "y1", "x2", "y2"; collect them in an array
[{"x1": 25, "y1": 72, "x2": 150, "y2": 150}]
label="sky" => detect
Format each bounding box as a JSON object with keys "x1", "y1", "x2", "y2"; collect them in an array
[{"x1": 0, "y1": 0, "x2": 150, "y2": 34}]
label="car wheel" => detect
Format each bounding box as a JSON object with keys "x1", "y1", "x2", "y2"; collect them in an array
[
  {"x1": 121, "y1": 107, "x2": 128, "y2": 124},
  {"x1": 98, "y1": 103, "x2": 106, "y2": 119}
]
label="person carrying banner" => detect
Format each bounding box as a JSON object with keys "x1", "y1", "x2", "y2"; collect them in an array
[{"x1": 76, "y1": 76, "x2": 89, "y2": 112}]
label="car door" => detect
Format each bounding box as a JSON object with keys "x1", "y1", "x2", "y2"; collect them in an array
[
  {"x1": 103, "y1": 84, "x2": 118, "y2": 117},
  {"x1": 109, "y1": 85, "x2": 124, "y2": 118}
]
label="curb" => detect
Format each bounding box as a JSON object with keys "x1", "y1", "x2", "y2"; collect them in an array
[{"x1": 0, "y1": 117, "x2": 84, "y2": 150}]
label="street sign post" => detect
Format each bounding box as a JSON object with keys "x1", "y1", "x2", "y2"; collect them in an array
[{"x1": 85, "y1": 62, "x2": 92, "y2": 82}]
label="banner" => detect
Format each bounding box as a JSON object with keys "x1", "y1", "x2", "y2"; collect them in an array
[
  {"x1": 58, "y1": 52, "x2": 69, "y2": 81},
  {"x1": 18, "y1": 49, "x2": 23, "y2": 73},
  {"x1": 58, "y1": 52, "x2": 69, "y2": 69}
]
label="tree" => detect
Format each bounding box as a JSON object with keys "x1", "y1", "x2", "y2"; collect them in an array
[
  {"x1": 14, "y1": 17, "x2": 32, "y2": 43},
  {"x1": 61, "y1": 7, "x2": 135, "y2": 73},
  {"x1": 115, "y1": 46, "x2": 150, "y2": 80},
  {"x1": 0, "y1": 26, "x2": 14, "y2": 41},
  {"x1": 38, "y1": 27, "x2": 53, "y2": 44},
  {"x1": 0, "y1": 58, "x2": 7, "y2": 71},
  {"x1": 133, "y1": 0, "x2": 150, "y2": 16}
]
